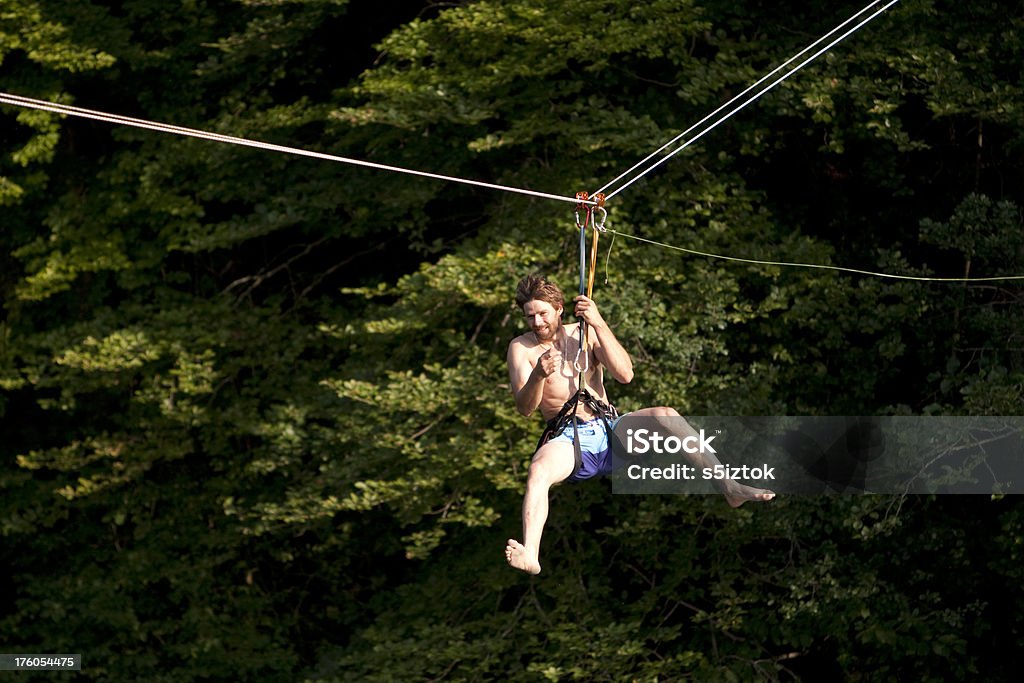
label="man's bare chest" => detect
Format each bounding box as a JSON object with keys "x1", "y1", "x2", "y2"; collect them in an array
[{"x1": 531, "y1": 338, "x2": 599, "y2": 393}]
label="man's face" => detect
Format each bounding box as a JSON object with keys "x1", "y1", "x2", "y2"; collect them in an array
[{"x1": 522, "y1": 299, "x2": 562, "y2": 342}]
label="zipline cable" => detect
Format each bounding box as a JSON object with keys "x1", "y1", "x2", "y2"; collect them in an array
[
  {"x1": 2, "y1": 1, "x2": 896, "y2": 208},
  {"x1": 607, "y1": 228, "x2": 1024, "y2": 282},
  {"x1": 597, "y1": 0, "x2": 900, "y2": 201},
  {"x1": 4, "y1": 10, "x2": 1018, "y2": 284},
  {"x1": 593, "y1": 0, "x2": 889, "y2": 198},
  {"x1": 592, "y1": 0, "x2": 1023, "y2": 284},
  {"x1": 0, "y1": 92, "x2": 596, "y2": 206}
]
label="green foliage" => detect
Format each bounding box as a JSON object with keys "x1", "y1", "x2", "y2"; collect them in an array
[{"x1": 1, "y1": 0, "x2": 1022, "y2": 681}]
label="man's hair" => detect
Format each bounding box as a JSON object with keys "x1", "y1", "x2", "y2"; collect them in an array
[{"x1": 515, "y1": 273, "x2": 564, "y2": 311}]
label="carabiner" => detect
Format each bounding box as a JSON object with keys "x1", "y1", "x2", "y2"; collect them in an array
[{"x1": 573, "y1": 325, "x2": 589, "y2": 374}]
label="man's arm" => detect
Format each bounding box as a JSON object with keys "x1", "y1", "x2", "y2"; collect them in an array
[
  {"x1": 573, "y1": 295, "x2": 634, "y2": 384},
  {"x1": 507, "y1": 340, "x2": 561, "y2": 417}
]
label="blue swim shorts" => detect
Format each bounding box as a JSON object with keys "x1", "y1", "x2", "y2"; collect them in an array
[{"x1": 547, "y1": 414, "x2": 625, "y2": 482}]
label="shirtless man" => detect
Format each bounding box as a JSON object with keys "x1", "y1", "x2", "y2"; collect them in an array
[{"x1": 504, "y1": 274, "x2": 774, "y2": 575}]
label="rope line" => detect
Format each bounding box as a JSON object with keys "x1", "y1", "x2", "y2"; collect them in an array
[
  {"x1": 607, "y1": 229, "x2": 1024, "y2": 283},
  {"x1": 3, "y1": 10, "x2": 1017, "y2": 286},
  {"x1": 598, "y1": 0, "x2": 900, "y2": 200},
  {"x1": 0, "y1": 92, "x2": 594, "y2": 206},
  {"x1": 594, "y1": 0, "x2": 888, "y2": 198},
  {"x1": 2, "y1": 0, "x2": 896, "y2": 208}
]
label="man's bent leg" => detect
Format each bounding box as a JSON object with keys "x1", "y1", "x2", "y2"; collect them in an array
[
  {"x1": 506, "y1": 440, "x2": 576, "y2": 575},
  {"x1": 629, "y1": 406, "x2": 775, "y2": 506}
]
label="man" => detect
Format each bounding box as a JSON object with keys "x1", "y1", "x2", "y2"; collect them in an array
[{"x1": 504, "y1": 274, "x2": 774, "y2": 575}]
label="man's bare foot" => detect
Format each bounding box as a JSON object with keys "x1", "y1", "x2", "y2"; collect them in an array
[
  {"x1": 505, "y1": 539, "x2": 541, "y2": 575},
  {"x1": 723, "y1": 482, "x2": 775, "y2": 508}
]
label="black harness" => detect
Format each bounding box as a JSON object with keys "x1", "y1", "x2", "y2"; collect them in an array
[{"x1": 537, "y1": 388, "x2": 619, "y2": 477}]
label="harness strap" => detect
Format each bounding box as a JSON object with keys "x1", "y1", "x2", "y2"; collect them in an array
[
  {"x1": 572, "y1": 192, "x2": 607, "y2": 390},
  {"x1": 536, "y1": 389, "x2": 620, "y2": 475},
  {"x1": 574, "y1": 193, "x2": 591, "y2": 380}
]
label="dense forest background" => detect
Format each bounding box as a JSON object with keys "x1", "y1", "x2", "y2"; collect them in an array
[{"x1": 2, "y1": 0, "x2": 1022, "y2": 680}]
